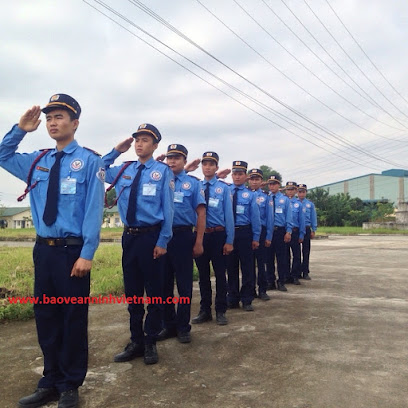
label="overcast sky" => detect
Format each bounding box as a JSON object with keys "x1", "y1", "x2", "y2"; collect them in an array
[{"x1": 1, "y1": 0, "x2": 408, "y2": 206}]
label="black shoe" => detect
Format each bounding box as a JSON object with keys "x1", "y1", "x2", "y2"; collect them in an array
[
  {"x1": 18, "y1": 388, "x2": 59, "y2": 408},
  {"x1": 286, "y1": 277, "x2": 294, "y2": 284},
  {"x1": 266, "y1": 282, "x2": 276, "y2": 290},
  {"x1": 303, "y1": 274, "x2": 311, "y2": 280},
  {"x1": 157, "y1": 327, "x2": 177, "y2": 341},
  {"x1": 177, "y1": 331, "x2": 191, "y2": 343},
  {"x1": 114, "y1": 342, "x2": 144, "y2": 362},
  {"x1": 293, "y1": 278, "x2": 301, "y2": 285},
  {"x1": 58, "y1": 389, "x2": 78, "y2": 408},
  {"x1": 242, "y1": 304, "x2": 254, "y2": 312},
  {"x1": 144, "y1": 343, "x2": 158, "y2": 365},
  {"x1": 216, "y1": 312, "x2": 228, "y2": 325},
  {"x1": 191, "y1": 311, "x2": 212, "y2": 324},
  {"x1": 259, "y1": 292, "x2": 271, "y2": 301},
  {"x1": 253, "y1": 291, "x2": 259, "y2": 298},
  {"x1": 277, "y1": 283, "x2": 288, "y2": 292},
  {"x1": 227, "y1": 302, "x2": 240, "y2": 309}
]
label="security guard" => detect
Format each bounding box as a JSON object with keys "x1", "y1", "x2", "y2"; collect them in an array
[
  {"x1": 103, "y1": 124, "x2": 174, "y2": 365},
  {"x1": 227, "y1": 161, "x2": 261, "y2": 311},
  {"x1": 158, "y1": 144, "x2": 206, "y2": 343},
  {"x1": 297, "y1": 184, "x2": 317, "y2": 280},
  {"x1": 248, "y1": 168, "x2": 273, "y2": 300},
  {"x1": 0, "y1": 95, "x2": 105, "y2": 408},
  {"x1": 266, "y1": 175, "x2": 293, "y2": 291},
  {"x1": 284, "y1": 181, "x2": 306, "y2": 285},
  {"x1": 193, "y1": 152, "x2": 234, "y2": 325}
]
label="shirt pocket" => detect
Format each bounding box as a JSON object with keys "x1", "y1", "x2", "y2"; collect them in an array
[{"x1": 32, "y1": 169, "x2": 50, "y2": 196}]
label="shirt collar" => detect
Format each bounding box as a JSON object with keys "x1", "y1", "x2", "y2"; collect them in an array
[
  {"x1": 139, "y1": 156, "x2": 155, "y2": 169},
  {"x1": 51, "y1": 139, "x2": 78, "y2": 156}
]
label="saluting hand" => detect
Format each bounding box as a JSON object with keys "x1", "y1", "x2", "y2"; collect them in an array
[
  {"x1": 184, "y1": 158, "x2": 201, "y2": 172},
  {"x1": 71, "y1": 258, "x2": 92, "y2": 278},
  {"x1": 155, "y1": 153, "x2": 166, "y2": 162},
  {"x1": 115, "y1": 137, "x2": 134, "y2": 153},
  {"x1": 216, "y1": 168, "x2": 231, "y2": 179},
  {"x1": 18, "y1": 106, "x2": 42, "y2": 132}
]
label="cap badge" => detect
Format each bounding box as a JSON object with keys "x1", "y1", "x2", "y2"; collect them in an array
[
  {"x1": 170, "y1": 144, "x2": 177, "y2": 149},
  {"x1": 50, "y1": 94, "x2": 60, "y2": 101}
]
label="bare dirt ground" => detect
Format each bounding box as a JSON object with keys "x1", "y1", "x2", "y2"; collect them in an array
[{"x1": 1, "y1": 235, "x2": 407, "y2": 408}]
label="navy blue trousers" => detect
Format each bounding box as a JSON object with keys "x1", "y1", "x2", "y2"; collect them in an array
[
  {"x1": 301, "y1": 227, "x2": 312, "y2": 275},
  {"x1": 33, "y1": 242, "x2": 89, "y2": 393},
  {"x1": 286, "y1": 228, "x2": 301, "y2": 280},
  {"x1": 163, "y1": 229, "x2": 194, "y2": 333},
  {"x1": 227, "y1": 227, "x2": 255, "y2": 306},
  {"x1": 253, "y1": 226, "x2": 268, "y2": 294},
  {"x1": 195, "y1": 230, "x2": 228, "y2": 314},
  {"x1": 266, "y1": 244, "x2": 276, "y2": 284},
  {"x1": 267, "y1": 227, "x2": 288, "y2": 284},
  {"x1": 122, "y1": 230, "x2": 164, "y2": 345}
]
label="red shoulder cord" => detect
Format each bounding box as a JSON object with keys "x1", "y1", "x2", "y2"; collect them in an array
[
  {"x1": 17, "y1": 149, "x2": 51, "y2": 202},
  {"x1": 104, "y1": 161, "x2": 133, "y2": 209}
]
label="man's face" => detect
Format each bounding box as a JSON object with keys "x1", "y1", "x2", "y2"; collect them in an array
[
  {"x1": 298, "y1": 189, "x2": 307, "y2": 200},
  {"x1": 286, "y1": 187, "x2": 296, "y2": 198},
  {"x1": 134, "y1": 134, "x2": 157, "y2": 159},
  {"x1": 268, "y1": 181, "x2": 281, "y2": 194},
  {"x1": 232, "y1": 170, "x2": 247, "y2": 186},
  {"x1": 46, "y1": 109, "x2": 78, "y2": 143},
  {"x1": 249, "y1": 176, "x2": 262, "y2": 191},
  {"x1": 166, "y1": 154, "x2": 186, "y2": 175},
  {"x1": 201, "y1": 160, "x2": 218, "y2": 178}
]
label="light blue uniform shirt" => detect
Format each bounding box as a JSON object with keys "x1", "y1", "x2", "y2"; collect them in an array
[
  {"x1": 253, "y1": 188, "x2": 274, "y2": 241},
  {"x1": 230, "y1": 184, "x2": 261, "y2": 242},
  {"x1": 301, "y1": 198, "x2": 318, "y2": 231},
  {"x1": 103, "y1": 149, "x2": 174, "y2": 249},
  {"x1": 173, "y1": 170, "x2": 205, "y2": 226},
  {"x1": 202, "y1": 177, "x2": 235, "y2": 245},
  {"x1": 0, "y1": 125, "x2": 105, "y2": 260},
  {"x1": 288, "y1": 196, "x2": 306, "y2": 240},
  {"x1": 269, "y1": 191, "x2": 293, "y2": 233}
]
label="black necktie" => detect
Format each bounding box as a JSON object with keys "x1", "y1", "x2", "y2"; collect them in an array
[
  {"x1": 43, "y1": 151, "x2": 65, "y2": 226},
  {"x1": 204, "y1": 183, "x2": 210, "y2": 206},
  {"x1": 233, "y1": 188, "x2": 238, "y2": 222},
  {"x1": 126, "y1": 164, "x2": 145, "y2": 226}
]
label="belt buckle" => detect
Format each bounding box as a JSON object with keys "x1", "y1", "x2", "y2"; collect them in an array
[{"x1": 48, "y1": 239, "x2": 56, "y2": 246}]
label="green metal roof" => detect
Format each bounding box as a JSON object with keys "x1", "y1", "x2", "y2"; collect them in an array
[{"x1": 0, "y1": 207, "x2": 31, "y2": 217}]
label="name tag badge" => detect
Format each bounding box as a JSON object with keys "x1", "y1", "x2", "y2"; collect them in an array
[
  {"x1": 174, "y1": 191, "x2": 184, "y2": 203},
  {"x1": 236, "y1": 205, "x2": 245, "y2": 214},
  {"x1": 208, "y1": 197, "x2": 219, "y2": 208},
  {"x1": 60, "y1": 178, "x2": 77, "y2": 194},
  {"x1": 275, "y1": 206, "x2": 283, "y2": 214},
  {"x1": 143, "y1": 183, "x2": 157, "y2": 196}
]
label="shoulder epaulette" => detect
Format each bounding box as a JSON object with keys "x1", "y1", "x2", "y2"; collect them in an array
[
  {"x1": 217, "y1": 179, "x2": 229, "y2": 185},
  {"x1": 84, "y1": 147, "x2": 101, "y2": 156}
]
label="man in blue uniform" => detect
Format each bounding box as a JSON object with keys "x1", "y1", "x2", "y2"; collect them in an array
[
  {"x1": 266, "y1": 175, "x2": 293, "y2": 292},
  {"x1": 103, "y1": 124, "x2": 174, "y2": 365},
  {"x1": 157, "y1": 144, "x2": 206, "y2": 343},
  {"x1": 193, "y1": 152, "x2": 234, "y2": 325},
  {"x1": 227, "y1": 161, "x2": 261, "y2": 311},
  {"x1": 284, "y1": 181, "x2": 306, "y2": 285},
  {"x1": 297, "y1": 184, "x2": 317, "y2": 280},
  {"x1": 248, "y1": 168, "x2": 273, "y2": 301},
  {"x1": 0, "y1": 94, "x2": 105, "y2": 408}
]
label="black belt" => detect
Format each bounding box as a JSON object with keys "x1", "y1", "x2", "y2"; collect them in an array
[
  {"x1": 274, "y1": 226, "x2": 285, "y2": 231},
  {"x1": 203, "y1": 226, "x2": 225, "y2": 233},
  {"x1": 173, "y1": 225, "x2": 193, "y2": 232},
  {"x1": 36, "y1": 235, "x2": 83, "y2": 246},
  {"x1": 235, "y1": 224, "x2": 251, "y2": 230},
  {"x1": 124, "y1": 224, "x2": 161, "y2": 235}
]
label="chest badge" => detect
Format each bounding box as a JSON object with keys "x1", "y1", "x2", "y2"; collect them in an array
[{"x1": 70, "y1": 159, "x2": 84, "y2": 171}]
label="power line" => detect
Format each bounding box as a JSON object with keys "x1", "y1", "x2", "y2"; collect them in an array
[{"x1": 325, "y1": 0, "x2": 408, "y2": 108}]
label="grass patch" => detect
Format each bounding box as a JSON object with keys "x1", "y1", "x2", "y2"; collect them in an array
[
  {"x1": 0, "y1": 243, "x2": 199, "y2": 322},
  {"x1": 317, "y1": 226, "x2": 408, "y2": 235}
]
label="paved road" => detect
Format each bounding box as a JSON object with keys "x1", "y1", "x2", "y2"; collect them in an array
[{"x1": 1, "y1": 235, "x2": 407, "y2": 408}]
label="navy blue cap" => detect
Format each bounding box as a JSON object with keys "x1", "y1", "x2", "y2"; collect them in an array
[
  {"x1": 42, "y1": 94, "x2": 81, "y2": 119},
  {"x1": 166, "y1": 144, "x2": 188, "y2": 158},
  {"x1": 249, "y1": 168, "x2": 263, "y2": 178},
  {"x1": 132, "y1": 123, "x2": 162, "y2": 143},
  {"x1": 298, "y1": 183, "x2": 307, "y2": 190},
  {"x1": 285, "y1": 181, "x2": 297, "y2": 189},
  {"x1": 268, "y1": 174, "x2": 282, "y2": 184},
  {"x1": 232, "y1": 161, "x2": 248, "y2": 172},
  {"x1": 202, "y1": 151, "x2": 219, "y2": 164}
]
